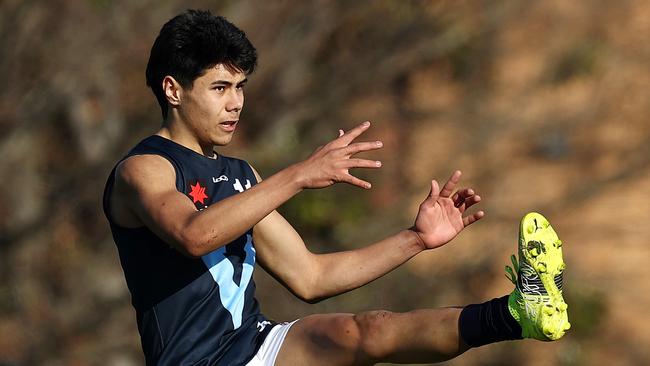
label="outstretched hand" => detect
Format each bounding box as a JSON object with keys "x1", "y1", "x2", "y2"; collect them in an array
[
  {"x1": 296, "y1": 121, "x2": 383, "y2": 190},
  {"x1": 411, "y1": 170, "x2": 484, "y2": 250}
]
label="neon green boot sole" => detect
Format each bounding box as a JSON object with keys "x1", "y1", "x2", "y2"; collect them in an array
[{"x1": 506, "y1": 212, "x2": 570, "y2": 341}]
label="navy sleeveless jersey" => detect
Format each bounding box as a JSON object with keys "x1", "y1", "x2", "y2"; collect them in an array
[{"x1": 103, "y1": 135, "x2": 274, "y2": 366}]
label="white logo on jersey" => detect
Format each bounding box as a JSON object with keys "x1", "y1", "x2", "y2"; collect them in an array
[
  {"x1": 213, "y1": 175, "x2": 229, "y2": 183},
  {"x1": 233, "y1": 178, "x2": 252, "y2": 192},
  {"x1": 257, "y1": 320, "x2": 272, "y2": 332}
]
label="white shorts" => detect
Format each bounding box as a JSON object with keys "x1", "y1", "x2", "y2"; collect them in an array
[{"x1": 245, "y1": 320, "x2": 298, "y2": 366}]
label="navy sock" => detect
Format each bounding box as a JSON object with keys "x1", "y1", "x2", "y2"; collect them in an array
[{"x1": 458, "y1": 295, "x2": 523, "y2": 347}]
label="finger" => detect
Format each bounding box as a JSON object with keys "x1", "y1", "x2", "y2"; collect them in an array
[
  {"x1": 341, "y1": 140, "x2": 383, "y2": 156},
  {"x1": 342, "y1": 174, "x2": 372, "y2": 189},
  {"x1": 335, "y1": 121, "x2": 371, "y2": 146},
  {"x1": 464, "y1": 194, "x2": 481, "y2": 210},
  {"x1": 344, "y1": 158, "x2": 382, "y2": 169},
  {"x1": 463, "y1": 210, "x2": 485, "y2": 227},
  {"x1": 338, "y1": 129, "x2": 344, "y2": 137},
  {"x1": 458, "y1": 194, "x2": 481, "y2": 213},
  {"x1": 439, "y1": 170, "x2": 461, "y2": 198},
  {"x1": 452, "y1": 188, "x2": 474, "y2": 207},
  {"x1": 429, "y1": 179, "x2": 440, "y2": 198}
]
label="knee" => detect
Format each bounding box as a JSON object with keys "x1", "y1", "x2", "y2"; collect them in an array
[{"x1": 351, "y1": 310, "x2": 396, "y2": 360}]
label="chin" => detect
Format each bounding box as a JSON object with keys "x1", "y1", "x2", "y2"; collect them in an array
[{"x1": 213, "y1": 136, "x2": 234, "y2": 146}]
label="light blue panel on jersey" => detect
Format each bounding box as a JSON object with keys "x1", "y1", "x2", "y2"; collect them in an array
[{"x1": 202, "y1": 234, "x2": 256, "y2": 329}]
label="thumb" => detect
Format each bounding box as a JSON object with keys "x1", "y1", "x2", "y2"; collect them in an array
[{"x1": 429, "y1": 179, "x2": 440, "y2": 198}]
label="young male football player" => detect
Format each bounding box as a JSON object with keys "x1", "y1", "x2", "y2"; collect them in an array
[{"x1": 103, "y1": 9, "x2": 570, "y2": 366}]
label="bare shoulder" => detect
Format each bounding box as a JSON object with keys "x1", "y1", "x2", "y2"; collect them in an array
[
  {"x1": 116, "y1": 154, "x2": 176, "y2": 190},
  {"x1": 110, "y1": 154, "x2": 177, "y2": 227}
]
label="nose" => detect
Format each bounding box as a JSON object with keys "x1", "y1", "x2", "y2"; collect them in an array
[{"x1": 226, "y1": 90, "x2": 243, "y2": 112}]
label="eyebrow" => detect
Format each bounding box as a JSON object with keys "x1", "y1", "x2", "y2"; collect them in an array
[{"x1": 210, "y1": 78, "x2": 248, "y2": 87}]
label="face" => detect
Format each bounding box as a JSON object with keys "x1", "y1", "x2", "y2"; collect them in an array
[{"x1": 174, "y1": 64, "x2": 247, "y2": 147}]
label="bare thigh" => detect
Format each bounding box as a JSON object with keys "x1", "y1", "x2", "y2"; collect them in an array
[
  {"x1": 274, "y1": 309, "x2": 466, "y2": 366},
  {"x1": 274, "y1": 313, "x2": 369, "y2": 366}
]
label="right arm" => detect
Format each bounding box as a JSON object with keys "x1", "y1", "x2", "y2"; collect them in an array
[{"x1": 110, "y1": 121, "x2": 382, "y2": 258}]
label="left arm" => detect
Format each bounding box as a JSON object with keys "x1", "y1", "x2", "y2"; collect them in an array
[{"x1": 252, "y1": 169, "x2": 483, "y2": 303}]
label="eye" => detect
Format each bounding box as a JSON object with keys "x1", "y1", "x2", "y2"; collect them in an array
[{"x1": 213, "y1": 86, "x2": 225, "y2": 92}]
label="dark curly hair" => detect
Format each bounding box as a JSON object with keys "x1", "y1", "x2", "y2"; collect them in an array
[{"x1": 146, "y1": 9, "x2": 257, "y2": 118}]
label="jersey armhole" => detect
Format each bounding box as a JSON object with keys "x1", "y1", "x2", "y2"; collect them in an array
[{"x1": 244, "y1": 161, "x2": 261, "y2": 185}]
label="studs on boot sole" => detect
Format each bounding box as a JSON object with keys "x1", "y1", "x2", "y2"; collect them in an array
[
  {"x1": 543, "y1": 325, "x2": 554, "y2": 337},
  {"x1": 543, "y1": 304, "x2": 555, "y2": 315},
  {"x1": 527, "y1": 224, "x2": 535, "y2": 234},
  {"x1": 527, "y1": 240, "x2": 546, "y2": 257}
]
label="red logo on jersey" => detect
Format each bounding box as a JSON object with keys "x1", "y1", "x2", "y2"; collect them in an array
[{"x1": 188, "y1": 182, "x2": 208, "y2": 204}]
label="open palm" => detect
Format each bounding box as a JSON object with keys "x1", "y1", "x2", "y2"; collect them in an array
[{"x1": 412, "y1": 171, "x2": 484, "y2": 250}]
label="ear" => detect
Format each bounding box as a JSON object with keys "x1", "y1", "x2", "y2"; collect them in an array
[{"x1": 162, "y1": 76, "x2": 182, "y2": 107}]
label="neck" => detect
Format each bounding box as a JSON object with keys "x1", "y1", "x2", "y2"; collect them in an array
[{"x1": 157, "y1": 120, "x2": 217, "y2": 158}]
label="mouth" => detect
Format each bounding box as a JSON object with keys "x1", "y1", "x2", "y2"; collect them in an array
[{"x1": 219, "y1": 120, "x2": 238, "y2": 132}]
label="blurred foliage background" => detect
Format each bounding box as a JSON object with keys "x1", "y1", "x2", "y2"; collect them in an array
[{"x1": 1, "y1": 0, "x2": 649, "y2": 365}]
